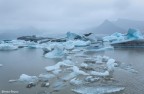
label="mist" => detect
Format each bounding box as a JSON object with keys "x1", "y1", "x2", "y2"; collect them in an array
[{"x1": 0, "y1": 0, "x2": 144, "y2": 34}]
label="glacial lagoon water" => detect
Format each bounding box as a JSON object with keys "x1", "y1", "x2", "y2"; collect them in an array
[{"x1": 0, "y1": 48, "x2": 144, "y2": 94}]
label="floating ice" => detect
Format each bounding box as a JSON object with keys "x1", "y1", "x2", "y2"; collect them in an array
[
  {"x1": 18, "y1": 74, "x2": 38, "y2": 83},
  {"x1": 106, "y1": 59, "x2": 117, "y2": 72},
  {"x1": 39, "y1": 73, "x2": 55, "y2": 81},
  {"x1": 61, "y1": 72, "x2": 78, "y2": 81},
  {"x1": 66, "y1": 32, "x2": 82, "y2": 40},
  {"x1": 71, "y1": 66, "x2": 89, "y2": 75},
  {"x1": 8, "y1": 80, "x2": 17, "y2": 83},
  {"x1": 44, "y1": 44, "x2": 65, "y2": 58},
  {"x1": 85, "y1": 76, "x2": 100, "y2": 82},
  {"x1": 63, "y1": 40, "x2": 75, "y2": 50},
  {"x1": 70, "y1": 78, "x2": 83, "y2": 86},
  {"x1": 52, "y1": 80, "x2": 67, "y2": 91},
  {"x1": 126, "y1": 28, "x2": 144, "y2": 40},
  {"x1": 0, "y1": 43, "x2": 18, "y2": 51},
  {"x1": 103, "y1": 28, "x2": 144, "y2": 43},
  {"x1": 72, "y1": 86, "x2": 125, "y2": 94},
  {"x1": 90, "y1": 71, "x2": 109, "y2": 77},
  {"x1": 45, "y1": 60, "x2": 74, "y2": 71},
  {"x1": 103, "y1": 32, "x2": 125, "y2": 42},
  {"x1": 73, "y1": 40, "x2": 91, "y2": 47}
]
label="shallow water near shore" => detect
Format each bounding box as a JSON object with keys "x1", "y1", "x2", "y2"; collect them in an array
[{"x1": 0, "y1": 48, "x2": 144, "y2": 94}]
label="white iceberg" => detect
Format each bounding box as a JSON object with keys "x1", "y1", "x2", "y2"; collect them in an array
[
  {"x1": 72, "y1": 86, "x2": 125, "y2": 94},
  {"x1": 90, "y1": 71, "x2": 109, "y2": 77},
  {"x1": 0, "y1": 43, "x2": 18, "y2": 51},
  {"x1": 103, "y1": 32, "x2": 125, "y2": 42},
  {"x1": 18, "y1": 74, "x2": 38, "y2": 83},
  {"x1": 66, "y1": 32, "x2": 82, "y2": 40},
  {"x1": 45, "y1": 60, "x2": 74, "y2": 71},
  {"x1": 106, "y1": 59, "x2": 117, "y2": 72},
  {"x1": 126, "y1": 28, "x2": 144, "y2": 40},
  {"x1": 73, "y1": 40, "x2": 91, "y2": 47},
  {"x1": 44, "y1": 44, "x2": 65, "y2": 58}
]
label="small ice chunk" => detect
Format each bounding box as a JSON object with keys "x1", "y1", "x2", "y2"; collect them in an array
[
  {"x1": 52, "y1": 69, "x2": 62, "y2": 75},
  {"x1": 106, "y1": 59, "x2": 117, "y2": 72},
  {"x1": 95, "y1": 55, "x2": 103, "y2": 64},
  {"x1": 90, "y1": 71, "x2": 109, "y2": 77},
  {"x1": 41, "y1": 82, "x2": 50, "y2": 87},
  {"x1": 71, "y1": 66, "x2": 89, "y2": 75},
  {"x1": 39, "y1": 73, "x2": 55, "y2": 81},
  {"x1": 45, "y1": 60, "x2": 74, "y2": 71},
  {"x1": 80, "y1": 63, "x2": 88, "y2": 68},
  {"x1": 102, "y1": 56, "x2": 110, "y2": 62},
  {"x1": 52, "y1": 80, "x2": 67, "y2": 91},
  {"x1": 8, "y1": 80, "x2": 17, "y2": 83},
  {"x1": 70, "y1": 78, "x2": 83, "y2": 86},
  {"x1": 85, "y1": 76, "x2": 100, "y2": 82},
  {"x1": 61, "y1": 72, "x2": 78, "y2": 81},
  {"x1": 72, "y1": 86, "x2": 125, "y2": 94},
  {"x1": 18, "y1": 74, "x2": 38, "y2": 83}
]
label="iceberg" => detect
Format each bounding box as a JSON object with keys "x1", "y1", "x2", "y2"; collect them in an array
[
  {"x1": 103, "y1": 28, "x2": 144, "y2": 43},
  {"x1": 106, "y1": 59, "x2": 117, "y2": 72},
  {"x1": 0, "y1": 43, "x2": 18, "y2": 51},
  {"x1": 18, "y1": 74, "x2": 38, "y2": 83},
  {"x1": 103, "y1": 32, "x2": 125, "y2": 42},
  {"x1": 126, "y1": 28, "x2": 144, "y2": 40},
  {"x1": 66, "y1": 32, "x2": 82, "y2": 40},
  {"x1": 44, "y1": 44, "x2": 65, "y2": 58},
  {"x1": 73, "y1": 40, "x2": 91, "y2": 47},
  {"x1": 71, "y1": 66, "x2": 89, "y2": 75},
  {"x1": 72, "y1": 86, "x2": 125, "y2": 94}
]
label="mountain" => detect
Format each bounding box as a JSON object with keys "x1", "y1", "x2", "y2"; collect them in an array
[
  {"x1": 113, "y1": 19, "x2": 144, "y2": 32},
  {"x1": 84, "y1": 20, "x2": 127, "y2": 34},
  {"x1": 84, "y1": 19, "x2": 144, "y2": 34}
]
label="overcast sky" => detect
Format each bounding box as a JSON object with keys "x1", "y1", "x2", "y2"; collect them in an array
[{"x1": 0, "y1": 0, "x2": 144, "y2": 33}]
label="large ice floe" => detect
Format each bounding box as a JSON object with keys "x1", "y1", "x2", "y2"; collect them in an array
[
  {"x1": 44, "y1": 43, "x2": 65, "y2": 58},
  {"x1": 103, "y1": 28, "x2": 144, "y2": 43},
  {"x1": 0, "y1": 43, "x2": 18, "y2": 51},
  {"x1": 72, "y1": 86, "x2": 125, "y2": 94}
]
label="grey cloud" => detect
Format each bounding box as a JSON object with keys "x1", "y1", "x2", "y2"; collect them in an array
[{"x1": 0, "y1": 0, "x2": 143, "y2": 33}]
